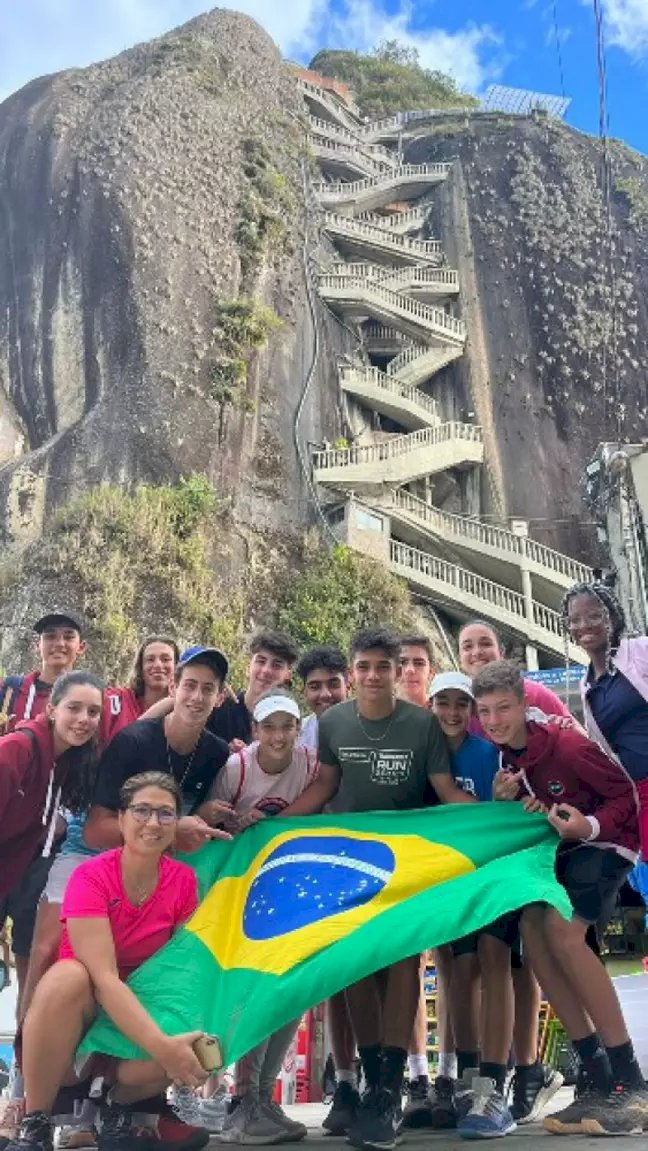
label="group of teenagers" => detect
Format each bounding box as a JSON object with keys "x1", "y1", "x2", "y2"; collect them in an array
[{"x1": 1, "y1": 578, "x2": 648, "y2": 1151}]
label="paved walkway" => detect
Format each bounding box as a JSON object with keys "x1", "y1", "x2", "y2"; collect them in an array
[{"x1": 279, "y1": 1091, "x2": 600, "y2": 1149}]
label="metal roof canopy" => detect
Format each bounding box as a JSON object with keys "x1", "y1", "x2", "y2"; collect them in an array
[{"x1": 481, "y1": 84, "x2": 571, "y2": 120}]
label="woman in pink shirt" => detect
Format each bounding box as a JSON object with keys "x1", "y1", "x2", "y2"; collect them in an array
[{"x1": 7, "y1": 772, "x2": 208, "y2": 1151}]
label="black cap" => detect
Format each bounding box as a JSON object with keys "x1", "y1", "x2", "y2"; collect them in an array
[
  {"x1": 178, "y1": 645, "x2": 229, "y2": 683},
  {"x1": 33, "y1": 610, "x2": 86, "y2": 636}
]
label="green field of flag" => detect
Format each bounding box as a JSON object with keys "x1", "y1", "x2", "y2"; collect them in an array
[{"x1": 80, "y1": 804, "x2": 571, "y2": 1064}]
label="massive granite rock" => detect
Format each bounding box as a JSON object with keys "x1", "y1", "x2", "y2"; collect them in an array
[{"x1": 0, "y1": 8, "x2": 342, "y2": 552}]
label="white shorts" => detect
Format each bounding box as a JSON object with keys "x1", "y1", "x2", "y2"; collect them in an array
[{"x1": 42, "y1": 853, "x2": 86, "y2": 904}]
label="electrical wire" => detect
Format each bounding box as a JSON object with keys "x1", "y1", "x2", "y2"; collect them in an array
[{"x1": 551, "y1": 0, "x2": 567, "y2": 100}]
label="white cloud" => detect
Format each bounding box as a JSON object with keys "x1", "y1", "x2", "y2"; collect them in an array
[
  {"x1": 0, "y1": 0, "x2": 503, "y2": 102},
  {"x1": 601, "y1": 0, "x2": 648, "y2": 56}
]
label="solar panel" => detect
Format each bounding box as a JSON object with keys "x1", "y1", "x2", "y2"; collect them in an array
[{"x1": 481, "y1": 84, "x2": 571, "y2": 120}]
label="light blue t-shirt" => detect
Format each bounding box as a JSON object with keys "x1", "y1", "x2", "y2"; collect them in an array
[
  {"x1": 451, "y1": 733, "x2": 499, "y2": 802},
  {"x1": 60, "y1": 813, "x2": 98, "y2": 858}
]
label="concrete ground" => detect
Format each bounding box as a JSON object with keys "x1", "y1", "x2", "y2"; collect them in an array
[{"x1": 280, "y1": 1090, "x2": 602, "y2": 1149}]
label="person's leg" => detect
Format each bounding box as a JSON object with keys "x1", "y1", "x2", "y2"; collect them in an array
[
  {"x1": 19, "y1": 902, "x2": 63, "y2": 1025},
  {"x1": 508, "y1": 956, "x2": 563, "y2": 1125},
  {"x1": 219, "y1": 1040, "x2": 284, "y2": 1145},
  {"x1": 402, "y1": 959, "x2": 431, "y2": 1128},
  {"x1": 257, "y1": 1021, "x2": 307, "y2": 1140},
  {"x1": 407, "y1": 984, "x2": 428, "y2": 1082},
  {"x1": 381, "y1": 955, "x2": 420, "y2": 1092},
  {"x1": 433, "y1": 947, "x2": 457, "y2": 1080},
  {"x1": 328, "y1": 991, "x2": 356, "y2": 1083},
  {"x1": 345, "y1": 974, "x2": 383, "y2": 1091},
  {"x1": 323, "y1": 993, "x2": 360, "y2": 1135},
  {"x1": 14, "y1": 960, "x2": 95, "y2": 1121}
]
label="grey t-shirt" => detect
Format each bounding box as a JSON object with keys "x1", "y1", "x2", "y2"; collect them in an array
[{"x1": 318, "y1": 698, "x2": 451, "y2": 813}]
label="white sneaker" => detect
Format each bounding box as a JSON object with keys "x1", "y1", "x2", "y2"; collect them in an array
[
  {"x1": 169, "y1": 1086, "x2": 201, "y2": 1127},
  {"x1": 260, "y1": 1101, "x2": 306, "y2": 1142},
  {"x1": 195, "y1": 1091, "x2": 228, "y2": 1134}
]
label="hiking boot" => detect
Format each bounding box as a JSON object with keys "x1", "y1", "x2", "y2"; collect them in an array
[
  {"x1": 217, "y1": 1096, "x2": 285, "y2": 1145},
  {"x1": 458, "y1": 1079, "x2": 516, "y2": 1140},
  {"x1": 97, "y1": 1104, "x2": 161, "y2": 1151},
  {"x1": 346, "y1": 1087, "x2": 402, "y2": 1151},
  {"x1": 401, "y1": 1076, "x2": 432, "y2": 1129},
  {"x1": 543, "y1": 1084, "x2": 608, "y2": 1135},
  {"x1": 580, "y1": 1081, "x2": 648, "y2": 1136},
  {"x1": 259, "y1": 1103, "x2": 306, "y2": 1143},
  {"x1": 155, "y1": 1103, "x2": 209, "y2": 1150},
  {"x1": 4, "y1": 1113, "x2": 54, "y2": 1151},
  {"x1": 322, "y1": 1082, "x2": 360, "y2": 1136},
  {"x1": 509, "y1": 1064, "x2": 564, "y2": 1124},
  {"x1": 427, "y1": 1076, "x2": 458, "y2": 1129},
  {"x1": 455, "y1": 1069, "x2": 480, "y2": 1122},
  {"x1": 0, "y1": 1099, "x2": 26, "y2": 1151}
]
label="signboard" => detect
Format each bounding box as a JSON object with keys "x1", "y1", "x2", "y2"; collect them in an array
[{"x1": 524, "y1": 668, "x2": 583, "y2": 689}]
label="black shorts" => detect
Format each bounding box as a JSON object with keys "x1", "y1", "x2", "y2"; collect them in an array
[
  {"x1": 556, "y1": 845, "x2": 632, "y2": 927},
  {"x1": 451, "y1": 911, "x2": 521, "y2": 962},
  {"x1": 0, "y1": 854, "x2": 54, "y2": 956}
]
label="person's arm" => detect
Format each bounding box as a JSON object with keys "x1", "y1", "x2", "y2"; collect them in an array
[
  {"x1": 138, "y1": 697, "x2": 174, "y2": 721},
  {"x1": 66, "y1": 917, "x2": 205, "y2": 1086},
  {"x1": 282, "y1": 761, "x2": 341, "y2": 815},
  {"x1": 550, "y1": 732, "x2": 639, "y2": 844},
  {"x1": 426, "y1": 717, "x2": 476, "y2": 804}
]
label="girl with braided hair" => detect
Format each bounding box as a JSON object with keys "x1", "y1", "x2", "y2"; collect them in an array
[{"x1": 563, "y1": 581, "x2": 648, "y2": 861}]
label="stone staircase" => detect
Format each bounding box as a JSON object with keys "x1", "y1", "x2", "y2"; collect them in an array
[{"x1": 300, "y1": 73, "x2": 589, "y2": 665}]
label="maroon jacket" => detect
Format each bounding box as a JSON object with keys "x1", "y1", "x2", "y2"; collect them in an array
[
  {"x1": 0, "y1": 670, "x2": 51, "y2": 725},
  {"x1": 500, "y1": 721, "x2": 639, "y2": 863},
  {"x1": 0, "y1": 715, "x2": 67, "y2": 897}
]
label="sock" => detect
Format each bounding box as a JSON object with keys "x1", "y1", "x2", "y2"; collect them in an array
[
  {"x1": 515, "y1": 1060, "x2": 540, "y2": 1075},
  {"x1": 606, "y1": 1041, "x2": 644, "y2": 1088},
  {"x1": 358, "y1": 1045, "x2": 382, "y2": 1090},
  {"x1": 457, "y1": 1050, "x2": 480, "y2": 1079},
  {"x1": 438, "y1": 1053, "x2": 458, "y2": 1080},
  {"x1": 408, "y1": 1053, "x2": 428, "y2": 1079},
  {"x1": 480, "y1": 1062, "x2": 507, "y2": 1094},
  {"x1": 381, "y1": 1046, "x2": 408, "y2": 1094},
  {"x1": 572, "y1": 1034, "x2": 613, "y2": 1094},
  {"x1": 337, "y1": 1069, "x2": 357, "y2": 1087}
]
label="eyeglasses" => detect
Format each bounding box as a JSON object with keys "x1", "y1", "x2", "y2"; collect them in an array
[
  {"x1": 127, "y1": 803, "x2": 178, "y2": 826},
  {"x1": 567, "y1": 612, "x2": 607, "y2": 629}
]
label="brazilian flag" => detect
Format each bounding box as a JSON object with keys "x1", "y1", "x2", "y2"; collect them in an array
[{"x1": 80, "y1": 805, "x2": 570, "y2": 1064}]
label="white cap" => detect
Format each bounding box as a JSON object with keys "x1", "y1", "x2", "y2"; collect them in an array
[
  {"x1": 429, "y1": 671, "x2": 475, "y2": 700},
  {"x1": 253, "y1": 695, "x2": 301, "y2": 723}
]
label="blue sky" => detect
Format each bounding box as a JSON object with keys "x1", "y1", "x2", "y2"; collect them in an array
[{"x1": 1, "y1": 1, "x2": 647, "y2": 155}]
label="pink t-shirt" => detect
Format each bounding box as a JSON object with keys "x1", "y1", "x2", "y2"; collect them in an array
[
  {"x1": 59, "y1": 848, "x2": 197, "y2": 979},
  {"x1": 469, "y1": 678, "x2": 573, "y2": 738}
]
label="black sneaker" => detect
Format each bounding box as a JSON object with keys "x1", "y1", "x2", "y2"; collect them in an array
[
  {"x1": 323, "y1": 1081, "x2": 360, "y2": 1136},
  {"x1": 427, "y1": 1076, "x2": 458, "y2": 1129},
  {"x1": 509, "y1": 1064, "x2": 564, "y2": 1124},
  {"x1": 347, "y1": 1087, "x2": 402, "y2": 1151},
  {"x1": 4, "y1": 1113, "x2": 53, "y2": 1151},
  {"x1": 543, "y1": 1084, "x2": 608, "y2": 1135},
  {"x1": 97, "y1": 1104, "x2": 161, "y2": 1151},
  {"x1": 581, "y1": 1081, "x2": 648, "y2": 1136},
  {"x1": 401, "y1": 1076, "x2": 431, "y2": 1129}
]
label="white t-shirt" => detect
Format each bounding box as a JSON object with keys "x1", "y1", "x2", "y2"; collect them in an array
[
  {"x1": 212, "y1": 741, "x2": 319, "y2": 817},
  {"x1": 298, "y1": 713, "x2": 319, "y2": 752}
]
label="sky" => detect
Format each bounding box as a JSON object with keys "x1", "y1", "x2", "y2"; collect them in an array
[{"x1": 1, "y1": 1, "x2": 647, "y2": 155}]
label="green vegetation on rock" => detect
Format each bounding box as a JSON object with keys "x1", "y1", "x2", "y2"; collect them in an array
[
  {"x1": 309, "y1": 41, "x2": 477, "y2": 119},
  {"x1": 276, "y1": 536, "x2": 421, "y2": 653},
  {"x1": 615, "y1": 176, "x2": 648, "y2": 230},
  {"x1": 209, "y1": 297, "x2": 282, "y2": 421},
  {"x1": 237, "y1": 136, "x2": 296, "y2": 282}
]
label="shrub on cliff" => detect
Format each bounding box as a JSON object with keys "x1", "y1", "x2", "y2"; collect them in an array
[{"x1": 309, "y1": 42, "x2": 477, "y2": 118}]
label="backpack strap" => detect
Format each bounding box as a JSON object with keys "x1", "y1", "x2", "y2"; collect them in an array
[
  {"x1": 232, "y1": 750, "x2": 247, "y2": 807},
  {"x1": 0, "y1": 675, "x2": 24, "y2": 720}
]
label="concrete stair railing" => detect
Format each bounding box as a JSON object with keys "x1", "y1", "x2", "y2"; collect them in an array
[
  {"x1": 389, "y1": 540, "x2": 587, "y2": 664},
  {"x1": 297, "y1": 78, "x2": 362, "y2": 131},
  {"x1": 313, "y1": 163, "x2": 451, "y2": 210},
  {"x1": 318, "y1": 273, "x2": 466, "y2": 346},
  {"x1": 323, "y1": 213, "x2": 445, "y2": 266},
  {"x1": 379, "y1": 266, "x2": 460, "y2": 297},
  {"x1": 309, "y1": 136, "x2": 392, "y2": 178},
  {"x1": 339, "y1": 365, "x2": 441, "y2": 430},
  {"x1": 358, "y1": 202, "x2": 432, "y2": 234},
  {"x1": 313, "y1": 422, "x2": 484, "y2": 485},
  {"x1": 380, "y1": 490, "x2": 594, "y2": 591},
  {"x1": 386, "y1": 343, "x2": 464, "y2": 387}
]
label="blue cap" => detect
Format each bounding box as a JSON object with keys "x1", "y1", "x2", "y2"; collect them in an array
[{"x1": 179, "y1": 645, "x2": 229, "y2": 683}]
